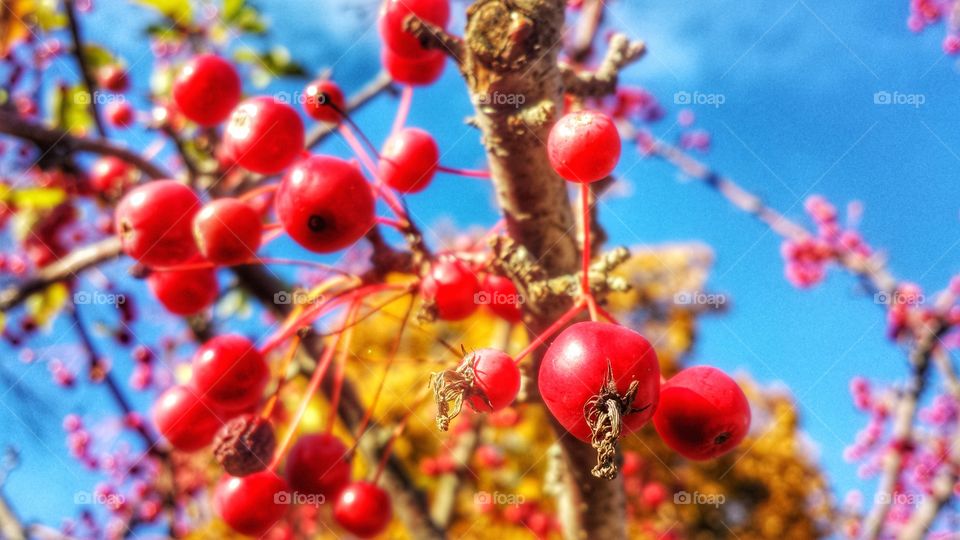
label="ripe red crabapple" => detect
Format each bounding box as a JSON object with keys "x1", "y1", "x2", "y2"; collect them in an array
[
  {"x1": 105, "y1": 101, "x2": 134, "y2": 128},
  {"x1": 653, "y1": 366, "x2": 751, "y2": 460},
  {"x1": 146, "y1": 263, "x2": 218, "y2": 315},
  {"x1": 382, "y1": 48, "x2": 446, "y2": 86},
  {"x1": 379, "y1": 127, "x2": 439, "y2": 193},
  {"x1": 115, "y1": 180, "x2": 201, "y2": 266},
  {"x1": 89, "y1": 156, "x2": 133, "y2": 197},
  {"x1": 192, "y1": 198, "x2": 262, "y2": 265},
  {"x1": 172, "y1": 54, "x2": 242, "y2": 126},
  {"x1": 152, "y1": 385, "x2": 223, "y2": 452},
  {"x1": 303, "y1": 79, "x2": 345, "y2": 124},
  {"x1": 275, "y1": 154, "x2": 375, "y2": 253},
  {"x1": 547, "y1": 110, "x2": 621, "y2": 183},
  {"x1": 223, "y1": 96, "x2": 305, "y2": 175},
  {"x1": 481, "y1": 274, "x2": 523, "y2": 323},
  {"x1": 461, "y1": 348, "x2": 521, "y2": 412},
  {"x1": 421, "y1": 257, "x2": 480, "y2": 321},
  {"x1": 97, "y1": 65, "x2": 129, "y2": 93},
  {"x1": 334, "y1": 481, "x2": 393, "y2": 538},
  {"x1": 379, "y1": 0, "x2": 451, "y2": 58},
  {"x1": 539, "y1": 321, "x2": 659, "y2": 442},
  {"x1": 215, "y1": 471, "x2": 289, "y2": 536},
  {"x1": 285, "y1": 433, "x2": 352, "y2": 498},
  {"x1": 191, "y1": 334, "x2": 269, "y2": 412}
]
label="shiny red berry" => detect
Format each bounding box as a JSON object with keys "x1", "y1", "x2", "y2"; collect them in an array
[
  {"x1": 146, "y1": 264, "x2": 218, "y2": 315},
  {"x1": 379, "y1": 127, "x2": 439, "y2": 193},
  {"x1": 285, "y1": 433, "x2": 352, "y2": 498},
  {"x1": 382, "y1": 48, "x2": 445, "y2": 86},
  {"x1": 115, "y1": 180, "x2": 201, "y2": 266},
  {"x1": 333, "y1": 481, "x2": 392, "y2": 538},
  {"x1": 152, "y1": 385, "x2": 224, "y2": 452},
  {"x1": 462, "y1": 349, "x2": 520, "y2": 411},
  {"x1": 172, "y1": 54, "x2": 242, "y2": 126},
  {"x1": 192, "y1": 334, "x2": 269, "y2": 412},
  {"x1": 224, "y1": 97, "x2": 305, "y2": 175},
  {"x1": 481, "y1": 274, "x2": 523, "y2": 323},
  {"x1": 539, "y1": 322, "x2": 659, "y2": 442},
  {"x1": 547, "y1": 110, "x2": 621, "y2": 183},
  {"x1": 421, "y1": 257, "x2": 479, "y2": 321},
  {"x1": 97, "y1": 65, "x2": 129, "y2": 93},
  {"x1": 303, "y1": 79, "x2": 345, "y2": 123},
  {"x1": 379, "y1": 0, "x2": 451, "y2": 58},
  {"x1": 193, "y1": 198, "x2": 262, "y2": 265},
  {"x1": 89, "y1": 156, "x2": 133, "y2": 197},
  {"x1": 653, "y1": 366, "x2": 751, "y2": 460},
  {"x1": 216, "y1": 471, "x2": 289, "y2": 537},
  {"x1": 275, "y1": 154, "x2": 375, "y2": 253},
  {"x1": 106, "y1": 101, "x2": 134, "y2": 128}
]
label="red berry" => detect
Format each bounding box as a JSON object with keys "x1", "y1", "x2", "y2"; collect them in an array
[
  {"x1": 275, "y1": 155, "x2": 375, "y2": 253},
  {"x1": 462, "y1": 348, "x2": 520, "y2": 411},
  {"x1": 379, "y1": 127, "x2": 439, "y2": 193},
  {"x1": 152, "y1": 385, "x2": 223, "y2": 452},
  {"x1": 333, "y1": 481, "x2": 392, "y2": 538},
  {"x1": 382, "y1": 48, "x2": 445, "y2": 86},
  {"x1": 97, "y1": 65, "x2": 129, "y2": 93},
  {"x1": 481, "y1": 274, "x2": 523, "y2": 323},
  {"x1": 147, "y1": 264, "x2": 218, "y2": 315},
  {"x1": 421, "y1": 257, "x2": 480, "y2": 321},
  {"x1": 172, "y1": 54, "x2": 242, "y2": 126},
  {"x1": 652, "y1": 366, "x2": 751, "y2": 460},
  {"x1": 224, "y1": 97, "x2": 305, "y2": 175},
  {"x1": 379, "y1": 0, "x2": 451, "y2": 58},
  {"x1": 193, "y1": 198, "x2": 262, "y2": 265},
  {"x1": 539, "y1": 322, "x2": 659, "y2": 442},
  {"x1": 192, "y1": 334, "x2": 269, "y2": 411},
  {"x1": 106, "y1": 101, "x2": 134, "y2": 128},
  {"x1": 303, "y1": 79, "x2": 345, "y2": 124},
  {"x1": 640, "y1": 482, "x2": 668, "y2": 508},
  {"x1": 115, "y1": 180, "x2": 201, "y2": 266},
  {"x1": 216, "y1": 471, "x2": 289, "y2": 537},
  {"x1": 89, "y1": 156, "x2": 133, "y2": 196},
  {"x1": 547, "y1": 110, "x2": 621, "y2": 183},
  {"x1": 285, "y1": 433, "x2": 352, "y2": 498}
]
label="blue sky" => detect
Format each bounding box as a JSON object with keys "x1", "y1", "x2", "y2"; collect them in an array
[{"x1": 2, "y1": 0, "x2": 959, "y2": 533}]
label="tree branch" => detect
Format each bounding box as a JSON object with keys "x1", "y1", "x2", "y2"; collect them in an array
[
  {"x1": 63, "y1": 0, "x2": 107, "y2": 138},
  {"x1": 560, "y1": 33, "x2": 646, "y2": 97},
  {"x1": 403, "y1": 16, "x2": 466, "y2": 65}
]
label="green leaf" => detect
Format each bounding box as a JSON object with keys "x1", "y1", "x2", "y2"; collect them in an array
[
  {"x1": 34, "y1": 0, "x2": 67, "y2": 31},
  {"x1": 50, "y1": 84, "x2": 92, "y2": 136},
  {"x1": 222, "y1": 0, "x2": 267, "y2": 35},
  {"x1": 132, "y1": 0, "x2": 192, "y2": 22},
  {"x1": 82, "y1": 44, "x2": 115, "y2": 70},
  {"x1": 233, "y1": 46, "x2": 305, "y2": 82}
]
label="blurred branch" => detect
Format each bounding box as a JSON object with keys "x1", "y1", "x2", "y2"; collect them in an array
[
  {"x1": 430, "y1": 415, "x2": 481, "y2": 528},
  {"x1": 0, "y1": 110, "x2": 171, "y2": 179},
  {"x1": 0, "y1": 490, "x2": 25, "y2": 540},
  {"x1": 63, "y1": 0, "x2": 106, "y2": 138},
  {"x1": 561, "y1": 34, "x2": 646, "y2": 97}
]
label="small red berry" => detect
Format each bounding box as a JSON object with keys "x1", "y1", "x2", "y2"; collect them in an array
[
  {"x1": 275, "y1": 155, "x2": 375, "y2": 253},
  {"x1": 653, "y1": 366, "x2": 751, "y2": 460},
  {"x1": 106, "y1": 101, "x2": 134, "y2": 128},
  {"x1": 147, "y1": 264, "x2": 218, "y2": 315},
  {"x1": 152, "y1": 385, "x2": 224, "y2": 452},
  {"x1": 481, "y1": 274, "x2": 523, "y2": 322},
  {"x1": 333, "y1": 481, "x2": 392, "y2": 538},
  {"x1": 172, "y1": 54, "x2": 242, "y2": 126},
  {"x1": 547, "y1": 110, "x2": 621, "y2": 183},
  {"x1": 379, "y1": 127, "x2": 439, "y2": 193},
  {"x1": 89, "y1": 156, "x2": 134, "y2": 197},
  {"x1": 115, "y1": 180, "x2": 201, "y2": 266},
  {"x1": 193, "y1": 198, "x2": 262, "y2": 265},
  {"x1": 421, "y1": 257, "x2": 480, "y2": 321},
  {"x1": 382, "y1": 48, "x2": 445, "y2": 86},
  {"x1": 285, "y1": 433, "x2": 352, "y2": 498},
  {"x1": 97, "y1": 65, "x2": 129, "y2": 93},
  {"x1": 216, "y1": 471, "x2": 289, "y2": 537},
  {"x1": 378, "y1": 0, "x2": 451, "y2": 58},
  {"x1": 640, "y1": 482, "x2": 668, "y2": 508},
  {"x1": 192, "y1": 334, "x2": 269, "y2": 412},
  {"x1": 462, "y1": 348, "x2": 520, "y2": 412},
  {"x1": 224, "y1": 97, "x2": 305, "y2": 175},
  {"x1": 303, "y1": 79, "x2": 345, "y2": 123},
  {"x1": 539, "y1": 322, "x2": 659, "y2": 442}
]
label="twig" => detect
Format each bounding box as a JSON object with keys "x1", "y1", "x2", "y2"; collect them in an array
[
  {"x1": 63, "y1": 0, "x2": 107, "y2": 138},
  {"x1": 568, "y1": 0, "x2": 604, "y2": 62},
  {"x1": 403, "y1": 16, "x2": 465, "y2": 65},
  {"x1": 560, "y1": 33, "x2": 646, "y2": 97},
  {"x1": 0, "y1": 490, "x2": 25, "y2": 540}
]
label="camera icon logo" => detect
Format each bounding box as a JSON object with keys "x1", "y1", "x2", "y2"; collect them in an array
[
  {"x1": 674, "y1": 91, "x2": 692, "y2": 105},
  {"x1": 674, "y1": 491, "x2": 691, "y2": 504},
  {"x1": 874, "y1": 91, "x2": 892, "y2": 105}
]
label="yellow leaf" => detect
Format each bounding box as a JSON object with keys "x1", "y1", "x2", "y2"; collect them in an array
[
  {"x1": 26, "y1": 282, "x2": 68, "y2": 327},
  {"x1": 0, "y1": 0, "x2": 33, "y2": 56}
]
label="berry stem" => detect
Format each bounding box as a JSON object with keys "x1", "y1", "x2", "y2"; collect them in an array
[
  {"x1": 391, "y1": 85, "x2": 414, "y2": 135},
  {"x1": 326, "y1": 301, "x2": 360, "y2": 435},
  {"x1": 238, "y1": 183, "x2": 279, "y2": 203},
  {"x1": 436, "y1": 165, "x2": 490, "y2": 178},
  {"x1": 514, "y1": 299, "x2": 587, "y2": 364},
  {"x1": 261, "y1": 335, "x2": 302, "y2": 420},
  {"x1": 376, "y1": 216, "x2": 408, "y2": 231},
  {"x1": 580, "y1": 182, "x2": 599, "y2": 321},
  {"x1": 337, "y1": 123, "x2": 410, "y2": 222}
]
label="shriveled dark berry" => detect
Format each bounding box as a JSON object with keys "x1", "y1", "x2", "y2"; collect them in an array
[{"x1": 213, "y1": 414, "x2": 276, "y2": 476}]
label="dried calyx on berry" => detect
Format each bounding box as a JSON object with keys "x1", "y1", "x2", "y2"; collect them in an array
[
  {"x1": 429, "y1": 348, "x2": 520, "y2": 431},
  {"x1": 213, "y1": 414, "x2": 276, "y2": 477}
]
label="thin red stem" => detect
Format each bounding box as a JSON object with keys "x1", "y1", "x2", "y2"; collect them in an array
[
  {"x1": 580, "y1": 182, "x2": 598, "y2": 321},
  {"x1": 514, "y1": 299, "x2": 586, "y2": 364},
  {"x1": 391, "y1": 85, "x2": 413, "y2": 135},
  {"x1": 239, "y1": 183, "x2": 279, "y2": 203},
  {"x1": 326, "y1": 301, "x2": 359, "y2": 435},
  {"x1": 376, "y1": 216, "x2": 407, "y2": 230},
  {"x1": 436, "y1": 165, "x2": 490, "y2": 179}
]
